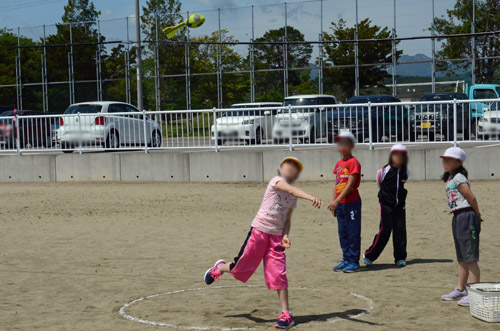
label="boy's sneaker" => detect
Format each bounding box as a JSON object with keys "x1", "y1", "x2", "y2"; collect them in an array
[
  {"x1": 275, "y1": 311, "x2": 295, "y2": 329},
  {"x1": 204, "y1": 259, "x2": 226, "y2": 285},
  {"x1": 441, "y1": 288, "x2": 467, "y2": 301},
  {"x1": 458, "y1": 296, "x2": 470, "y2": 307},
  {"x1": 333, "y1": 261, "x2": 348, "y2": 272},
  {"x1": 343, "y1": 262, "x2": 361, "y2": 273},
  {"x1": 396, "y1": 260, "x2": 407, "y2": 267},
  {"x1": 363, "y1": 255, "x2": 373, "y2": 266}
]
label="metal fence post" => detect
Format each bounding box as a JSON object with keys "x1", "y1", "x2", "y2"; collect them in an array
[
  {"x1": 288, "y1": 105, "x2": 294, "y2": 151},
  {"x1": 368, "y1": 102, "x2": 374, "y2": 150},
  {"x1": 453, "y1": 98, "x2": 458, "y2": 147},
  {"x1": 77, "y1": 112, "x2": 83, "y2": 155},
  {"x1": 143, "y1": 110, "x2": 149, "y2": 154},
  {"x1": 15, "y1": 114, "x2": 21, "y2": 156},
  {"x1": 213, "y1": 107, "x2": 219, "y2": 152}
]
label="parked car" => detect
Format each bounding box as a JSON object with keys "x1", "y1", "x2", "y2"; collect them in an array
[
  {"x1": 58, "y1": 102, "x2": 162, "y2": 152},
  {"x1": 0, "y1": 110, "x2": 54, "y2": 149},
  {"x1": 409, "y1": 93, "x2": 471, "y2": 141},
  {"x1": 327, "y1": 95, "x2": 407, "y2": 143},
  {"x1": 477, "y1": 111, "x2": 500, "y2": 140},
  {"x1": 211, "y1": 102, "x2": 281, "y2": 145},
  {"x1": 273, "y1": 94, "x2": 337, "y2": 144}
]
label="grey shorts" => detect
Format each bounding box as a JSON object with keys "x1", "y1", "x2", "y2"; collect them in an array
[{"x1": 452, "y1": 209, "x2": 480, "y2": 263}]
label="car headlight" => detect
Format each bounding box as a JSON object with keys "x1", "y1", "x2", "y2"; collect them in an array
[
  {"x1": 410, "y1": 114, "x2": 415, "y2": 121},
  {"x1": 479, "y1": 118, "x2": 488, "y2": 123},
  {"x1": 242, "y1": 119, "x2": 255, "y2": 125}
]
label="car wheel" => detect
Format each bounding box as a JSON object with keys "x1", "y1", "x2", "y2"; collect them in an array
[
  {"x1": 216, "y1": 139, "x2": 225, "y2": 146},
  {"x1": 149, "y1": 130, "x2": 162, "y2": 148},
  {"x1": 470, "y1": 120, "x2": 478, "y2": 138},
  {"x1": 62, "y1": 143, "x2": 74, "y2": 153},
  {"x1": 106, "y1": 130, "x2": 120, "y2": 149},
  {"x1": 409, "y1": 131, "x2": 417, "y2": 142},
  {"x1": 482, "y1": 134, "x2": 490, "y2": 140},
  {"x1": 309, "y1": 127, "x2": 316, "y2": 143},
  {"x1": 253, "y1": 127, "x2": 263, "y2": 145},
  {"x1": 44, "y1": 135, "x2": 54, "y2": 148}
]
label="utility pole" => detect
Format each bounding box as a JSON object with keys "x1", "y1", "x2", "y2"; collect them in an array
[
  {"x1": 135, "y1": 0, "x2": 144, "y2": 110},
  {"x1": 471, "y1": 0, "x2": 476, "y2": 85}
]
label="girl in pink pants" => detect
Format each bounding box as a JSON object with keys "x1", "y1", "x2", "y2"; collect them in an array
[{"x1": 204, "y1": 157, "x2": 323, "y2": 329}]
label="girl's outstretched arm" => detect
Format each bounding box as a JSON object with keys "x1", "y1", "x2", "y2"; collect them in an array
[
  {"x1": 458, "y1": 183, "x2": 483, "y2": 222},
  {"x1": 276, "y1": 180, "x2": 323, "y2": 209}
]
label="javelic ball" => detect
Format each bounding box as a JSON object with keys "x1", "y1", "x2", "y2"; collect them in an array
[{"x1": 187, "y1": 14, "x2": 205, "y2": 28}]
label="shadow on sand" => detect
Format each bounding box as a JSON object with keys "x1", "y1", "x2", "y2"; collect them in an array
[
  {"x1": 225, "y1": 308, "x2": 377, "y2": 326},
  {"x1": 360, "y1": 258, "x2": 454, "y2": 272}
]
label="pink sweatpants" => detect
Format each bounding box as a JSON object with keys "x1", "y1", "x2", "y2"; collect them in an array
[{"x1": 229, "y1": 228, "x2": 287, "y2": 290}]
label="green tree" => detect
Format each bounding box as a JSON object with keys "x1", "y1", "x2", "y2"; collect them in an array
[
  {"x1": 0, "y1": 29, "x2": 42, "y2": 110},
  {"x1": 253, "y1": 26, "x2": 312, "y2": 100},
  {"x1": 141, "y1": 0, "x2": 185, "y2": 110},
  {"x1": 189, "y1": 30, "x2": 248, "y2": 108},
  {"x1": 434, "y1": 0, "x2": 500, "y2": 83},
  {"x1": 45, "y1": 0, "x2": 102, "y2": 112},
  {"x1": 322, "y1": 18, "x2": 398, "y2": 100}
]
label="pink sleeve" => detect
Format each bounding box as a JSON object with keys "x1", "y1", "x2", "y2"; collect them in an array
[{"x1": 269, "y1": 176, "x2": 284, "y2": 188}]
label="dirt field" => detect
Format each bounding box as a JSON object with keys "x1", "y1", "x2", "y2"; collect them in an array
[{"x1": 1, "y1": 180, "x2": 499, "y2": 330}]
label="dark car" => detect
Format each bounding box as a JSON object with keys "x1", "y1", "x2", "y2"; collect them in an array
[
  {"x1": 0, "y1": 110, "x2": 55, "y2": 149},
  {"x1": 327, "y1": 95, "x2": 408, "y2": 143},
  {"x1": 410, "y1": 93, "x2": 471, "y2": 141}
]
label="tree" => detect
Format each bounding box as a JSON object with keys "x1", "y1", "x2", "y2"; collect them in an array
[
  {"x1": 322, "y1": 18, "x2": 398, "y2": 100},
  {"x1": 45, "y1": 0, "x2": 102, "y2": 112},
  {"x1": 253, "y1": 26, "x2": 312, "y2": 100},
  {"x1": 434, "y1": 0, "x2": 500, "y2": 83},
  {"x1": 189, "y1": 30, "x2": 248, "y2": 108},
  {"x1": 141, "y1": 0, "x2": 185, "y2": 110},
  {"x1": 0, "y1": 29, "x2": 42, "y2": 110}
]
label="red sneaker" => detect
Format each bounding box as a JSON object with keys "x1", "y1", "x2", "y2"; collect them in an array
[
  {"x1": 275, "y1": 311, "x2": 295, "y2": 329},
  {"x1": 204, "y1": 260, "x2": 225, "y2": 285}
]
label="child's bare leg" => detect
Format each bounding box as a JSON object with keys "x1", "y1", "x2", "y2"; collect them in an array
[
  {"x1": 457, "y1": 262, "x2": 469, "y2": 291},
  {"x1": 219, "y1": 263, "x2": 231, "y2": 274},
  {"x1": 467, "y1": 261, "x2": 480, "y2": 284},
  {"x1": 277, "y1": 289, "x2": 289, "y2": 312}
]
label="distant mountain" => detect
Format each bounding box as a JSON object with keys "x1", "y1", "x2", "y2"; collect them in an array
[{"x1": 388, "y1": 54, "x2": 433, "y2": 77}]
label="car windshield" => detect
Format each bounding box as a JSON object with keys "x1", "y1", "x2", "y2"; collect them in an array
[
  {"x1": 420, "y1": 94, "x2": 454, "y2": 101},
  {"x1": 283, "y1": 98, "x2": 317, "y2": 112},
  {"x1": 64, "y1": 105, "x2": 103, "y2": 114},
  {"x1": 0, "y1": 111, "x2": 13, "y2": 117},
  {"x1": 496, "y1": 87, "x2": 500, "y2": 97},
  {"x1": 345, "y1": 96, "x2": 384, "y2": 104}
]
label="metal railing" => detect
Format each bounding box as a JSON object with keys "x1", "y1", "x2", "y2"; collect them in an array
[{"x1": 1, "y1": 99, "x2": 499, "y2": 155}]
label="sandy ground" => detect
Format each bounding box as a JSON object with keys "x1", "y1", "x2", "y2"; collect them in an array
[{"x1": 1, "y1": 180, "x2": 499, "y2": 331}]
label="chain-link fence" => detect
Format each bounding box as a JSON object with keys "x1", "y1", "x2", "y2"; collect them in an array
[{"x1": 0, "y1": 0, "x2": 495, "y2": 114}]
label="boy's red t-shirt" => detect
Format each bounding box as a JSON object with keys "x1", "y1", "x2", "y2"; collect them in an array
[{"x1": 333, "y1": 156, "x2": 361, "y2": 204}]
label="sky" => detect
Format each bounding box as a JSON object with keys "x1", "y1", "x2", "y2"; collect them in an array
[{"x1": 0, "y1": 0, "x2": 457, "y2": 57}]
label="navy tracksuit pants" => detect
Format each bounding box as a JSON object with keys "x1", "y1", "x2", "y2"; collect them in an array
[
  {"x1": 364, "y1": 203, "x2": 407, "y2": 263},
  {"x1": 336, "y1": 198, "x2": 362, "y2": 264}
]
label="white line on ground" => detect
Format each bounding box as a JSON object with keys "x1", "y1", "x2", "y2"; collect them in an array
[{"x1": 118, "y1": 285, "x2": 374, "y2": 330}]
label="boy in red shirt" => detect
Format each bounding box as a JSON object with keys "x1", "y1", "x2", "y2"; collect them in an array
[{"x1": 328, "y1": 131, "x2": 362, "y2": 273}]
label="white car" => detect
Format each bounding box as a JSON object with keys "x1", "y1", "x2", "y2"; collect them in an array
[
  {"x1": 273, "y1": 94, "x2": 337, "y2": 144},
  {"x1": 477, "y1": 111, "x2": 500, "y2": 139},
  {"x1": 58, "y1": 102, "x2": 162, "y2": 152},
  {"x1": 211, "y1": 102, "x2": 281, "y2": 145}
]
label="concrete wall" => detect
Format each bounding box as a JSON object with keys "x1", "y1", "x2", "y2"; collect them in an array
[{"x1": 0, "y1": 147, "x2": 498, "y2": 183}]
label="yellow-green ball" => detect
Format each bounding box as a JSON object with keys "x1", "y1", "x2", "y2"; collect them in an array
[{"x1": 187, "y1": 14, "x2": 205, "y2": 28}]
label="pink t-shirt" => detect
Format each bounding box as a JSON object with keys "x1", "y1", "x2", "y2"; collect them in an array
[{"x1": 251, "y1": 176, "x2": 298, "y2": 235}]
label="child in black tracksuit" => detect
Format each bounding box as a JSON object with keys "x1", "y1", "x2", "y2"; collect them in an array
[{"x1": 364, "y1": 144, "x2": 410, "y2": 267}]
